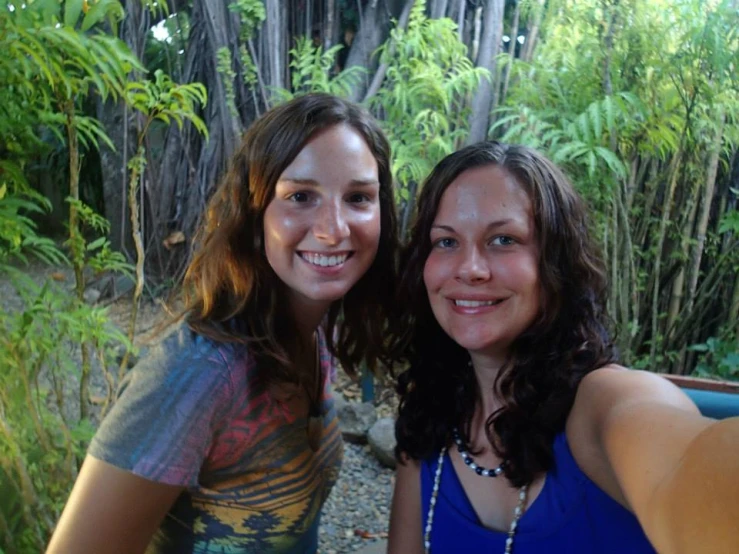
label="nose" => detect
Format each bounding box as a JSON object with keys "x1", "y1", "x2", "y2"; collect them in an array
[
  {"x1": 314, "y1": 199, "x2": 350, "y2": 245},
  {"x1": 456, "y1": 246, "x2": 491, "y2": 284}
]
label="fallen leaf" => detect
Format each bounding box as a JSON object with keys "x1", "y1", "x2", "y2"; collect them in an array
[
  {"x1": 51, "y1": 272, "x2": 66, "y2": 281},
  {"x1": 163, "y1": 231, "x2": 186, "y2": 250}
]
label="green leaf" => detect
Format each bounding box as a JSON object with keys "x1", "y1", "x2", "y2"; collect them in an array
[
  {"x1": 81, "y1": 0, "x2": 124, "y2": 32},
  {"x1": 64, "y1": 0, "x2": 84, "y2": 28}
]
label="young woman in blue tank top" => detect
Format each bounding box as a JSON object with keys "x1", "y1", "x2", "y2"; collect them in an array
[{"x1": 387, "y1": 142, "x2": 739, "y2": 554}]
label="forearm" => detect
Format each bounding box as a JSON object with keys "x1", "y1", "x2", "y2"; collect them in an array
[{"x1": 645, "y1": 417, "x2": 739, "y2": 554}]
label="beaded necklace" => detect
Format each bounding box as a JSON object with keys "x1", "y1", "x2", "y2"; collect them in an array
[{"x1": 424, "y1": 435, "x2": 529, "y2": 554}]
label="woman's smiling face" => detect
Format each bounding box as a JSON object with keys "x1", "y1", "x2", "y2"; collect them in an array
[
  {"x1": 262, "y1": 123, "x2": 382, "y2": 313},
  {"x1": 423, "y1": 164, "x2": 541, "y2": 361}
]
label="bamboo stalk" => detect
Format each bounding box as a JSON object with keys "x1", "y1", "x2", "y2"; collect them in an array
[
  {"x1": 648, "y1": 147, "x2": 684, "y2": 369},
  {"x1": 685, "y1": 110, "x2": 725, "y2": 318},
  {"x1": 63, "y1": 102, "x2": 92, "y2": 421},
  {"x1": 666, "y1": 172, "x2": 700, "y2": 340}
]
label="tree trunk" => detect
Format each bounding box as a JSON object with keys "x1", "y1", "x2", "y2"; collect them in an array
[
  {"x1": 499, "y1": 0, "x2": 520, "y2": 107},
  {"x1": 345, "y1": 0, "x2": 403, "y2": 102},
  {"x1": 601, "y1": 0, "x2": 618, "y2": 100},
  {"x1": 470, "y1": 6, "x2": 482, "y2": 63},
  {"x1": 97, "y1": 0, "x2": 151, "y2": 253},
  {"x1": 363, "y1": 0, "x2": 415, "y2": 103},
  {"x1": 264, "y1": 0, "x2": 287, "y2": 92},
  {"x1": 430, "y1": 0, "x2": 448, "y2": 19},
  {"x1": 148, "y1": 0, "x2": 245, "y2": 279},
  {"x1": 324, "y1": 0, "x2": 337, "y2": 50},
  {"x1": 466, "y1": 0, "x2": 505, "y2": 144},
  {"x1": 453, "y1": 0, "x2": 466, "y2": 39},
  {"x1": 520, "y1": 0, "x2": 545, "y2": 63}
]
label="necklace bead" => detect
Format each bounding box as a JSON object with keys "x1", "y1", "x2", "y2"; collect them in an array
[{"x1": 452, "y1": 428, "x2": 506, "y2": 478}]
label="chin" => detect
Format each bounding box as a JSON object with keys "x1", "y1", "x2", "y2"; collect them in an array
[
  {"x1": 305, "y1": 284, "x2": 355, "y2": 303},
  {"x1": 448, "y1": 332, "x2": 510, "y2": 354}
]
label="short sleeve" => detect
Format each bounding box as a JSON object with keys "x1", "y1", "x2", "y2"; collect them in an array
[{"x1": 88, "y1": 326, "x2": 233, "y2": 488}]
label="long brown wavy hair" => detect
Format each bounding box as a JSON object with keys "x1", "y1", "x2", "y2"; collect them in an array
[
  {"x1": 393, "y1": 142, "x2": 615, "y2": 486},
  {"x1": 183, "y1": 93, "x2": 398, "y2": 384}
]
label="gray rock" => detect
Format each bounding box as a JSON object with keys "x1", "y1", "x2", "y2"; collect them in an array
[
  {"x1": 368, "y1": 418, "x2": 397, "y2": 469},
  {"x1": 335, "y1": 397, "x2": 377, "y2": 444},
  {"x1": 83, "y1": 287, "x2": 102, "y2": 304}
]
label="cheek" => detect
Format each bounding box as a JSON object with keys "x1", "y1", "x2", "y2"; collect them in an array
[
  {"x1": 423, "y1": 255, "x2": 440, "y2": 292},
  {"x1": 355, "y1": 207, "x2": 382, "y2": 247},
  {"x1": 263, "y1": 205, "x2": 306, "y2": 246}
]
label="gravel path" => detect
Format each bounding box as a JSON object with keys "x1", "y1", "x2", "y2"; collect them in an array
[{"x1": 318, "y1": 442, "x2": 394, "y2": 553}]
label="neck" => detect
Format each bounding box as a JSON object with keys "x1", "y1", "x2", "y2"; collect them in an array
[
  {"x1": 469, "y1": 351, "x2": 508, "y2": 417},
  {"x1": 288, "y1": 296, "x2": 331, "y2": 342}
]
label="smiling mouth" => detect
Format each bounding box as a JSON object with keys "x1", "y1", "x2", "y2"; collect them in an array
[
  {"x1": 453, "y1": 299, "x2": 504, "y2": 307},
  {"x1": 298, "y1": 252, "x2": 352, "y2": 268}
]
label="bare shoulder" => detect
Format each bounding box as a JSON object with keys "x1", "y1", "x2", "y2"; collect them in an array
[
  {"x1": 574, "y1": 364, "x2": 698, "y2": 420},
  {"x1": 566, "y1": 365, "x2": 701, "y2": 509}
]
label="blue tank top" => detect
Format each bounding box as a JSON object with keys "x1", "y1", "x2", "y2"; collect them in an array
[{"x1": 420, "y1": 432, "x2": 656, "y2": 553}]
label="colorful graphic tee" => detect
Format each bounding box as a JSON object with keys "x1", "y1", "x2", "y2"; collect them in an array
[{"x1": 89, "y1": 325, "x2": 343, "y2": 554}]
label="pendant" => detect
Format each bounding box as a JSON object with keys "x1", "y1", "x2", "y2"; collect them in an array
[{"x1": 307, "y1": 414, "x2": 323, "y2": 452}]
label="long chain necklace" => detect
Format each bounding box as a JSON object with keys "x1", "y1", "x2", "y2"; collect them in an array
[{"x1": 424, "y1": 435, "x2": 529, "y2": 553}]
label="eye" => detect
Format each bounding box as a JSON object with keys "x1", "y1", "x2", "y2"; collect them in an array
[
  {"x1": 347, "y1": 192, "x2": 371, "y2": 204},
  {"x1": 431, "y1": 237, "x2": 457, "y2": 249},
  {"x1": 491, "y1": 235, "x2": 515, "y2": 246},
  {"x1": 288, "y1": 191, "x2": 310, "y2": 203}
]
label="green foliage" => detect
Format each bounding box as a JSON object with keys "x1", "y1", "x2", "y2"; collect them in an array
[
  {"x1": 0, "y1": 274, "x2": 131, "y2": 552},
  {"x1": 126, "y1": 69, "x2": 208, "y2": 136},
  {"x1": 690, "y1": 335, "x2": 739, "y2": 381},
  {"x1": 0, "y1": 2, "x2": 151, "y2": 550},
  {"x1": 718, "y1": 189, "x2": 739, "y2": 234},
  {"x1": 66, "y1": 197, "x2": 132, "y2": 277},
  {"x1": 0, "y1": 185, "x2": 67, "y2": 269},
  {"x1": 229, "y1": 0, "x2": 266, "y2": 42},
  {"x1": 239, "y1": 44, "x2": 258, "y2": 89},
  {"x1": 217, "y1": 47, "x2": 241, "y2": 121},
  {"x1": 491, "y1": 0, "x2": 739, "y2": 376},
  {"x1": 370, "y1": 0, "x2": 487, "y2": 208},
  {"x1": 273, "y1": 36, "x2": 365, "y2": 102}
]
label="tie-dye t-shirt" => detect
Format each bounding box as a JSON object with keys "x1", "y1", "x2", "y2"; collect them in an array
[{"x1": 89, "y1": 325, "x2": 343, "y2": 554}]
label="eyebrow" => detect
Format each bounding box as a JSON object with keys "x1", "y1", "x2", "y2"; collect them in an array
[
  {"x1": 278, "y1": 177, "x2": 380, "y2": 187},
  {"x1": 431, "y1": 219, "x2": 517, "y2": 233}
]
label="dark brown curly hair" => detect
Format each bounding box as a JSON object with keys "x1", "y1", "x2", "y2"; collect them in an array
[
  {"x1": 393, "y1": 141, "x2": 615, "y2": 487},
  {"x1": 182, "y1": 93, "x2": 399, "y2": 384}
]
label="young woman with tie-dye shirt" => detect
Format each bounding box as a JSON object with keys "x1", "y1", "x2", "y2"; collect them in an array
[{"x1": 47, "y1": 93, "x2": 399, "y2": 554}]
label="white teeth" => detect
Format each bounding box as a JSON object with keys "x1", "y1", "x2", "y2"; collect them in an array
[
  {"x1": 301, "y1": 253, "x2": 348, "y2": 267},
  {"x1": 454, "y1": 299, "x2": 500, "y2": 307}
]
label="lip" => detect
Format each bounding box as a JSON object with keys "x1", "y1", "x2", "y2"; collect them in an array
[
  {"x1": 447, "y1": 296, "x2": 507, "y2": 314},
  {"x1": 297, "y1": 251, "x2": 353, "y2": 275}
]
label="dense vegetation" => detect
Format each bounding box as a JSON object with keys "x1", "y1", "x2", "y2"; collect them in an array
[{"x1": 0, "y1": 0, "x2": 737, "y2": 551}]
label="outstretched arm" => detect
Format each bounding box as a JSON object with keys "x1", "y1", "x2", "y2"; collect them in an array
[
  {"x1": 46, "y1": 455, "x2": 183, "y2": 554},
  {"x1": 568, "y1": 366, "x2": 739, "y2": 554}
]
